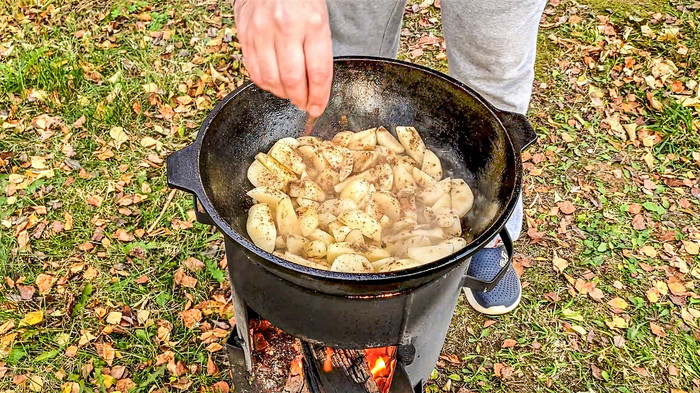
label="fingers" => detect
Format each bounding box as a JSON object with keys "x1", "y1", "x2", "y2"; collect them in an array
[
  {"x1": 303, "y1": 12, "x2": 333, "y2": 118},
  {"x1": 275, "y1": 35, "x2": 309, "y2": 110},
  {"x1": 253, "y1": 29, "x2": 285, "y2": 98}
]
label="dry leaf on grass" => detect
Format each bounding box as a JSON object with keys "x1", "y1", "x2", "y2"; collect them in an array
[
  {"x1": 35, "y1": 274, "x2": 56, "y2": 295},
  {"x1": 181, "y1": 309, "x2": 202, "y2": 328},
  {"x1": 174, "y1": 268, "x2": 197, "y2": 288},
  {"x1": 20, "y1": 311, "x2": 43, "y2": 326},
  {"x1": 557, "y1": 201, "x2": 576, "y2": 214},
  {"x1": 502, "y1": 339, "x2": 517, "y2": 348},
  {"x1": 608, "y1": 297, "x2": 629, "y2": 310},
  {"x1": 211, "y1": 381, "x2": 230, "y2": 393},
  {"x1": 650, "y1": 322, "x2": 666, "y2": 337},
  {"x1": 183, "y1": 257, "x2": 205, "y2": 272},
  {"x1": 207, "y1": 355, "x2": 219, "y2": 376}
]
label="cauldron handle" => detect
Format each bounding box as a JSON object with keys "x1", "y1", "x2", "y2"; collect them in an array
[
  {"x1": 462, "y1": 229, "x2": 514, "y2": 292},
  {"x1": 167, "y1": 144, "x2": 215, "y2": 226},
  {"x1": 493, "y1": 110, "x2": 537, "y2": 152}
]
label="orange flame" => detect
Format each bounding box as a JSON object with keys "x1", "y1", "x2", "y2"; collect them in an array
[
  {"x1": 370, "y1": 357, "x2": 386, "y2": 376},
  {"x1": 323, "y1": 347, "x2": 334, "y2": 372},
  {"x1": 364, "y1": 347, "x2": 397, "y2": 393}
]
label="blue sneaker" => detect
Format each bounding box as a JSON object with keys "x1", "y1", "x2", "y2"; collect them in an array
[{"x1": 463, "y1": 247, "x2": 521, "y2": 316}]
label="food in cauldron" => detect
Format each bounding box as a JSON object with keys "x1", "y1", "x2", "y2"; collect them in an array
[{"x1": 245, "y1": 126, "x2": 474, "y2": 273}]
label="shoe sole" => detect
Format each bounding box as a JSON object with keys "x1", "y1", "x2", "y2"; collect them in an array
[{"x1": 462, "y1": 286, "x2": 522, "y2": 316}]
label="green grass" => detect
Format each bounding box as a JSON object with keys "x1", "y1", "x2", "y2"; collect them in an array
[{"x1": 0, "y1": 0, "x2": 698, "y2": 392}]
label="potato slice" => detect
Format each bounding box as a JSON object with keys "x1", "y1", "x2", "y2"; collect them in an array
[
  {"x1": 347, "y1": 128, "x2": 377, "y2": 150},
  {"x1": 372, "y1": 191, "x2": 401, "y2": 220},
  {"x1": 278, "y1": 251, "x2": 329, "y2": 270},
  {"x1": 412, "y1": 167, "x2": 436, "y2": 189},
  {"x1": 320, "y1": 142, "x2": 345, "y2": 171},
  {"x1": 376, "y1": 258, "x2": 422, "y2": 272},
  {"x1": 370, "y1": 257, "x2": 395, "y2": 272},
  {"x1": 362, "y1": 245, "x2": 391, "y2": 262},
  {"x1": 424, "y1": 206, "x2": 459, "y2": 228},
  {"x1": 276, "y1": 197, "x2": 301, "y2": 236},
  {"x1": 421, "y1": 150, "x2": 442, "y2": 181},
  {"x1": 326, "y1": 242, "x2": 361, "y2": 263},
  {"x1": 289, "y1": 180, "x2": 326, "y2": 202},
  {"x1": 299, "y1": 207, "x2": 320, "y2": 237},
  {"x1": 338, "y1": 148, "x2": 354, "y2": 181},
  {"x1": 332, "y1": 131, "x2": 354, "y2": 147},
  {"x1": 339, "y1": 178, "x2": 372, "y2": 203},
  {"x1": 296, "y1": 197, "x2": 319, "y2": 210},
  {"x1": 247, "y1": 203, "x2": 277, "y2": 252},
  {"x1": 303, "y1": 229, "x2": 332, "y2": 248},
  {"x1": 374, "y1": 146, "x2": 398, "y2": 166},
  {"x1": 296, "y1": 136, "x2": 321, "y2": 146},
  {"x1": 379, "y1": 215, "x2": 391, "y2": 229},
  {"x1": 269, "y1": 141, "x2": 305, "y2": 175},
  {"x1": 275, "y1": 235, "x2": 286, "y2": 250},
  {"x1": 344, "y1": 229, "x2": 365, "y2": 244},
  {"x1": 418, "y1": 178, "x2": 451, "y2": 206},
  {"x1": 365, "y1": 198, "x2": 382, "y2": 221},
  {"x1": 337, "y1": 210, "x2": 382, "y2": 241},
  {"x1": 247, "y1": 160, "x2": 286, "y2": 190},
  {"x1": 443, "y1": 219, "x2": 462, "y2": 238},
  {"x1": 330, "y1": 254, "x2": 373, "y2": 273},
  {"x1": 304, "y1": 239, "x2": 327, "y2": 259},
  {"x1": 328, "y1": 221, "x2": 351, "y2": 242},
  {"x1": 367, "y1": 163, "x2": 393, "y2": 191},
  {"x1": 286, "y1": 234, "x2": 307, "y2": 255},
  {"x1": 256, "y1": 152, "x2": 297, "y2": 183},
  {"x1": 247, "y1": 186, "x2": 288, "y2": 214},
  {"x1": 450, "y1": 179, "x2": 474, "y2": 217},
  {"x1": 396, "y1": 188, "x2": 417, "y2": 220},
  {"x1": 432, "y1": 193, "x2": 452, "y2": 211},
  {"x1": 397, "y1": 155, "x2": 419, "y2": 170},
  {"x1": 407, "y1": 242, "x2": 454, "y2": 264},
  {"x1": 376, "y1": 126, "x2": 405, "y2": 154},
  {"x1": 392, "y1": 216, "x2": 417, "y2": 233},
  {"x1": 315, "y1": 169, "x2": 340, "y2": 192},
  {"x1": 276, "y1": 137, "x2": 300, "y2": 149},
  {"x1": 445, "y1": 237, "x2": 467, "y2": 252},
  {"x1": 318, "y1": 211, "x2": 337, "y2": 229},
  {"x1": 396, "y1": 126, "x2": 426, "y2": 164},
  {"x1": 351, "y1": 150, "x2": 378, "y2": 173},
  {"x1": 393, "y1": 164, "x2": 415, "y2": 191},
  {"x1": 297, "y1": 145, "x2": 328, "y2": 171}
]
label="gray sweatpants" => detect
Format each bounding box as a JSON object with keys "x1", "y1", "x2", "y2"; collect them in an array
[{"x1": 327, "y1": 0, "x2": 547, "y2": 245}]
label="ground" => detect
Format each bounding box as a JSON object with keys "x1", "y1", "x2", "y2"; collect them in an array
[{"x1": 0, "y1": 0, "x2": 698, "y2": 392}]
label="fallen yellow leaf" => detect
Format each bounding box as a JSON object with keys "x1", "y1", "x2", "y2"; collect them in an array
[
  {"x1": 608, "y1": 297, "x2": 629, "y2": 310},
  {"x1": 639, "y1": 245, "x2": 657, "y2": 258},
  {"x1": 683, "y1": 241, "x2": 699, "y2": 255},
  {"x1": 20, "y1": 311, "x2": 43, "y2": 326},
  {"x1": 105, "y1": 311, "x2": 122, "y2": 325},
  {"x1": 552, "y1": 253, "x2": 568, "y2": 273},
  {"x1": 142, "y1": 83, "x2": 158, "y2": 93},
  {"x1": 646, "y1": 288, "x2": 659, "y2": 303},
  {"x1": 109, "y1": 127, "x2": 129, "y2": 149}
]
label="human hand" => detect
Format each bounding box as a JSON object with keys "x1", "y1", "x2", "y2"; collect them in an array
[{"x1": 234, "y1": 0, "x2": 333, "y2": 118}]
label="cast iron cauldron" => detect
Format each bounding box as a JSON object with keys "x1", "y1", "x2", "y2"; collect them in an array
[{"x1": 167, "y1": 57, "x2": 536, "y2": 348}]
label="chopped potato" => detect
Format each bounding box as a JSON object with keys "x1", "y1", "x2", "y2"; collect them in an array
[
  {"x1": 246, "y1": 125, "x2": 474, "y2": 273},
  {"x1": 330, "y1": 254, "x2": 373, "y2": 273},
  {"x1": 247, "y1": 203, "x2": 277, "y2": 252}
]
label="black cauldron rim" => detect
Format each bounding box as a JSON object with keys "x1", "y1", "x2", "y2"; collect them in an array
[{"x1": 167, "y1": 56, "x2": 535, "y2": 287}]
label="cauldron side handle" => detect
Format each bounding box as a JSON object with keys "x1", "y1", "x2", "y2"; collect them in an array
[
  {"x1": 493, "y1": 110, "x2": 538, "y2": 152},
  {"x1": 166, "y1": 144, "x2": 215, "y2": 226}
]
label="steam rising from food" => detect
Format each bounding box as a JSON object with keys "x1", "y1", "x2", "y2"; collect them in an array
[{"x1": 245, "y1": 126, "x2": 474, "y2": 273}]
